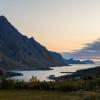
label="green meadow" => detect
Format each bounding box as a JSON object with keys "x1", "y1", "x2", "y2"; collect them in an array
[{"x1": 0, "y1": 89, "x2": 100, "y2": 100}]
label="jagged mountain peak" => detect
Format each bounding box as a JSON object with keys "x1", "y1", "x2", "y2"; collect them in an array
[
  {"x1": 0, "y1": 15, "x2": 7, "y2": 21},
  {"x1": 0, "y1": 15, "x2": 22, "y2": 40},
  {"x1": 0, "y1": 16, "x2": 67, "y2": 70}
]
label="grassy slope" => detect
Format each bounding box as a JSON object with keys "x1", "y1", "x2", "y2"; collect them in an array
[
  {"x1": 0, "y1": 89, "x2": 100, "y2": 100},
  {"x1": 55, "y1": 66, "x2": 100, "y2": 81},
  {"x1": 73, "y1": 66, "x2": 100, "y2": 77}
]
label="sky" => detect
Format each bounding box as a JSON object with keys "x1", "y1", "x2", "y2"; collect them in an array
[{"x1": 0, "y1": 0, "x2": 100, "y2": 52}]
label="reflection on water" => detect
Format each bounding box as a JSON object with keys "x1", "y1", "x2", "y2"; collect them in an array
[{"x1": 11, "y1": 64, "x2": 100, "y2": 81}]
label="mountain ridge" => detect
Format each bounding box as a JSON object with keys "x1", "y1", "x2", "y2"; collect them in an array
[{"x1": 0, "y1": 15, "x2": 68, "y2": 70}]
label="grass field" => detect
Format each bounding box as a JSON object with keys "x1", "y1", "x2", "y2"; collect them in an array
[{"x1": 0, "y1": 90, "x2": 100, "y2": 100}]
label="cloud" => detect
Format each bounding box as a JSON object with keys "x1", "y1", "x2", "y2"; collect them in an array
[
  {"x1": 62, "y1": 39, "x2": 100, "y2": 60},
  {"x1": 83, "y1": 39, "x2": 100, "y2": 51}
]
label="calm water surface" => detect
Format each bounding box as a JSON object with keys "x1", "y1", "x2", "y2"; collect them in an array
[{"x1": 10, "y1": 64, "x2": 100, "y2": 81}]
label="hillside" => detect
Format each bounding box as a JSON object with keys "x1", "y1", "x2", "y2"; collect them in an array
[
  {"x1": 72, "y1": 66, "x2": 100, "y2": 78},
  {"x1": 0, "y1": 16, "x2": 68, "y2": 70}
]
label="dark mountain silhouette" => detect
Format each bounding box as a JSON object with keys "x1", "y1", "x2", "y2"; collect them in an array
[
  {"x1": 0, "y1": 16, "x2": 68, "y2": 70},
  {"x1": 64, "y1": 58, "x2": 94, "y2": 64}
]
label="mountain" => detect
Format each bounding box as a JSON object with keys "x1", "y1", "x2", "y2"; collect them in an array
[
  {"x1": 64, "y1": 58, "x2": 82, "y2": 64},
  {"x1": 81, "y1": 60, "x2": 94, "y2": 64},
  {"x1": 63, "y1": 58, "x2": 94, "y2": 64},
  {"x1": 0, "y1": 15, "x2": 68, "y2": 70}
]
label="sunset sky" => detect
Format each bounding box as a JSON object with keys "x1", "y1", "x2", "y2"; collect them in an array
[{"x1": 0, "y1": 0, "x2": 100, "y2": 52}]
